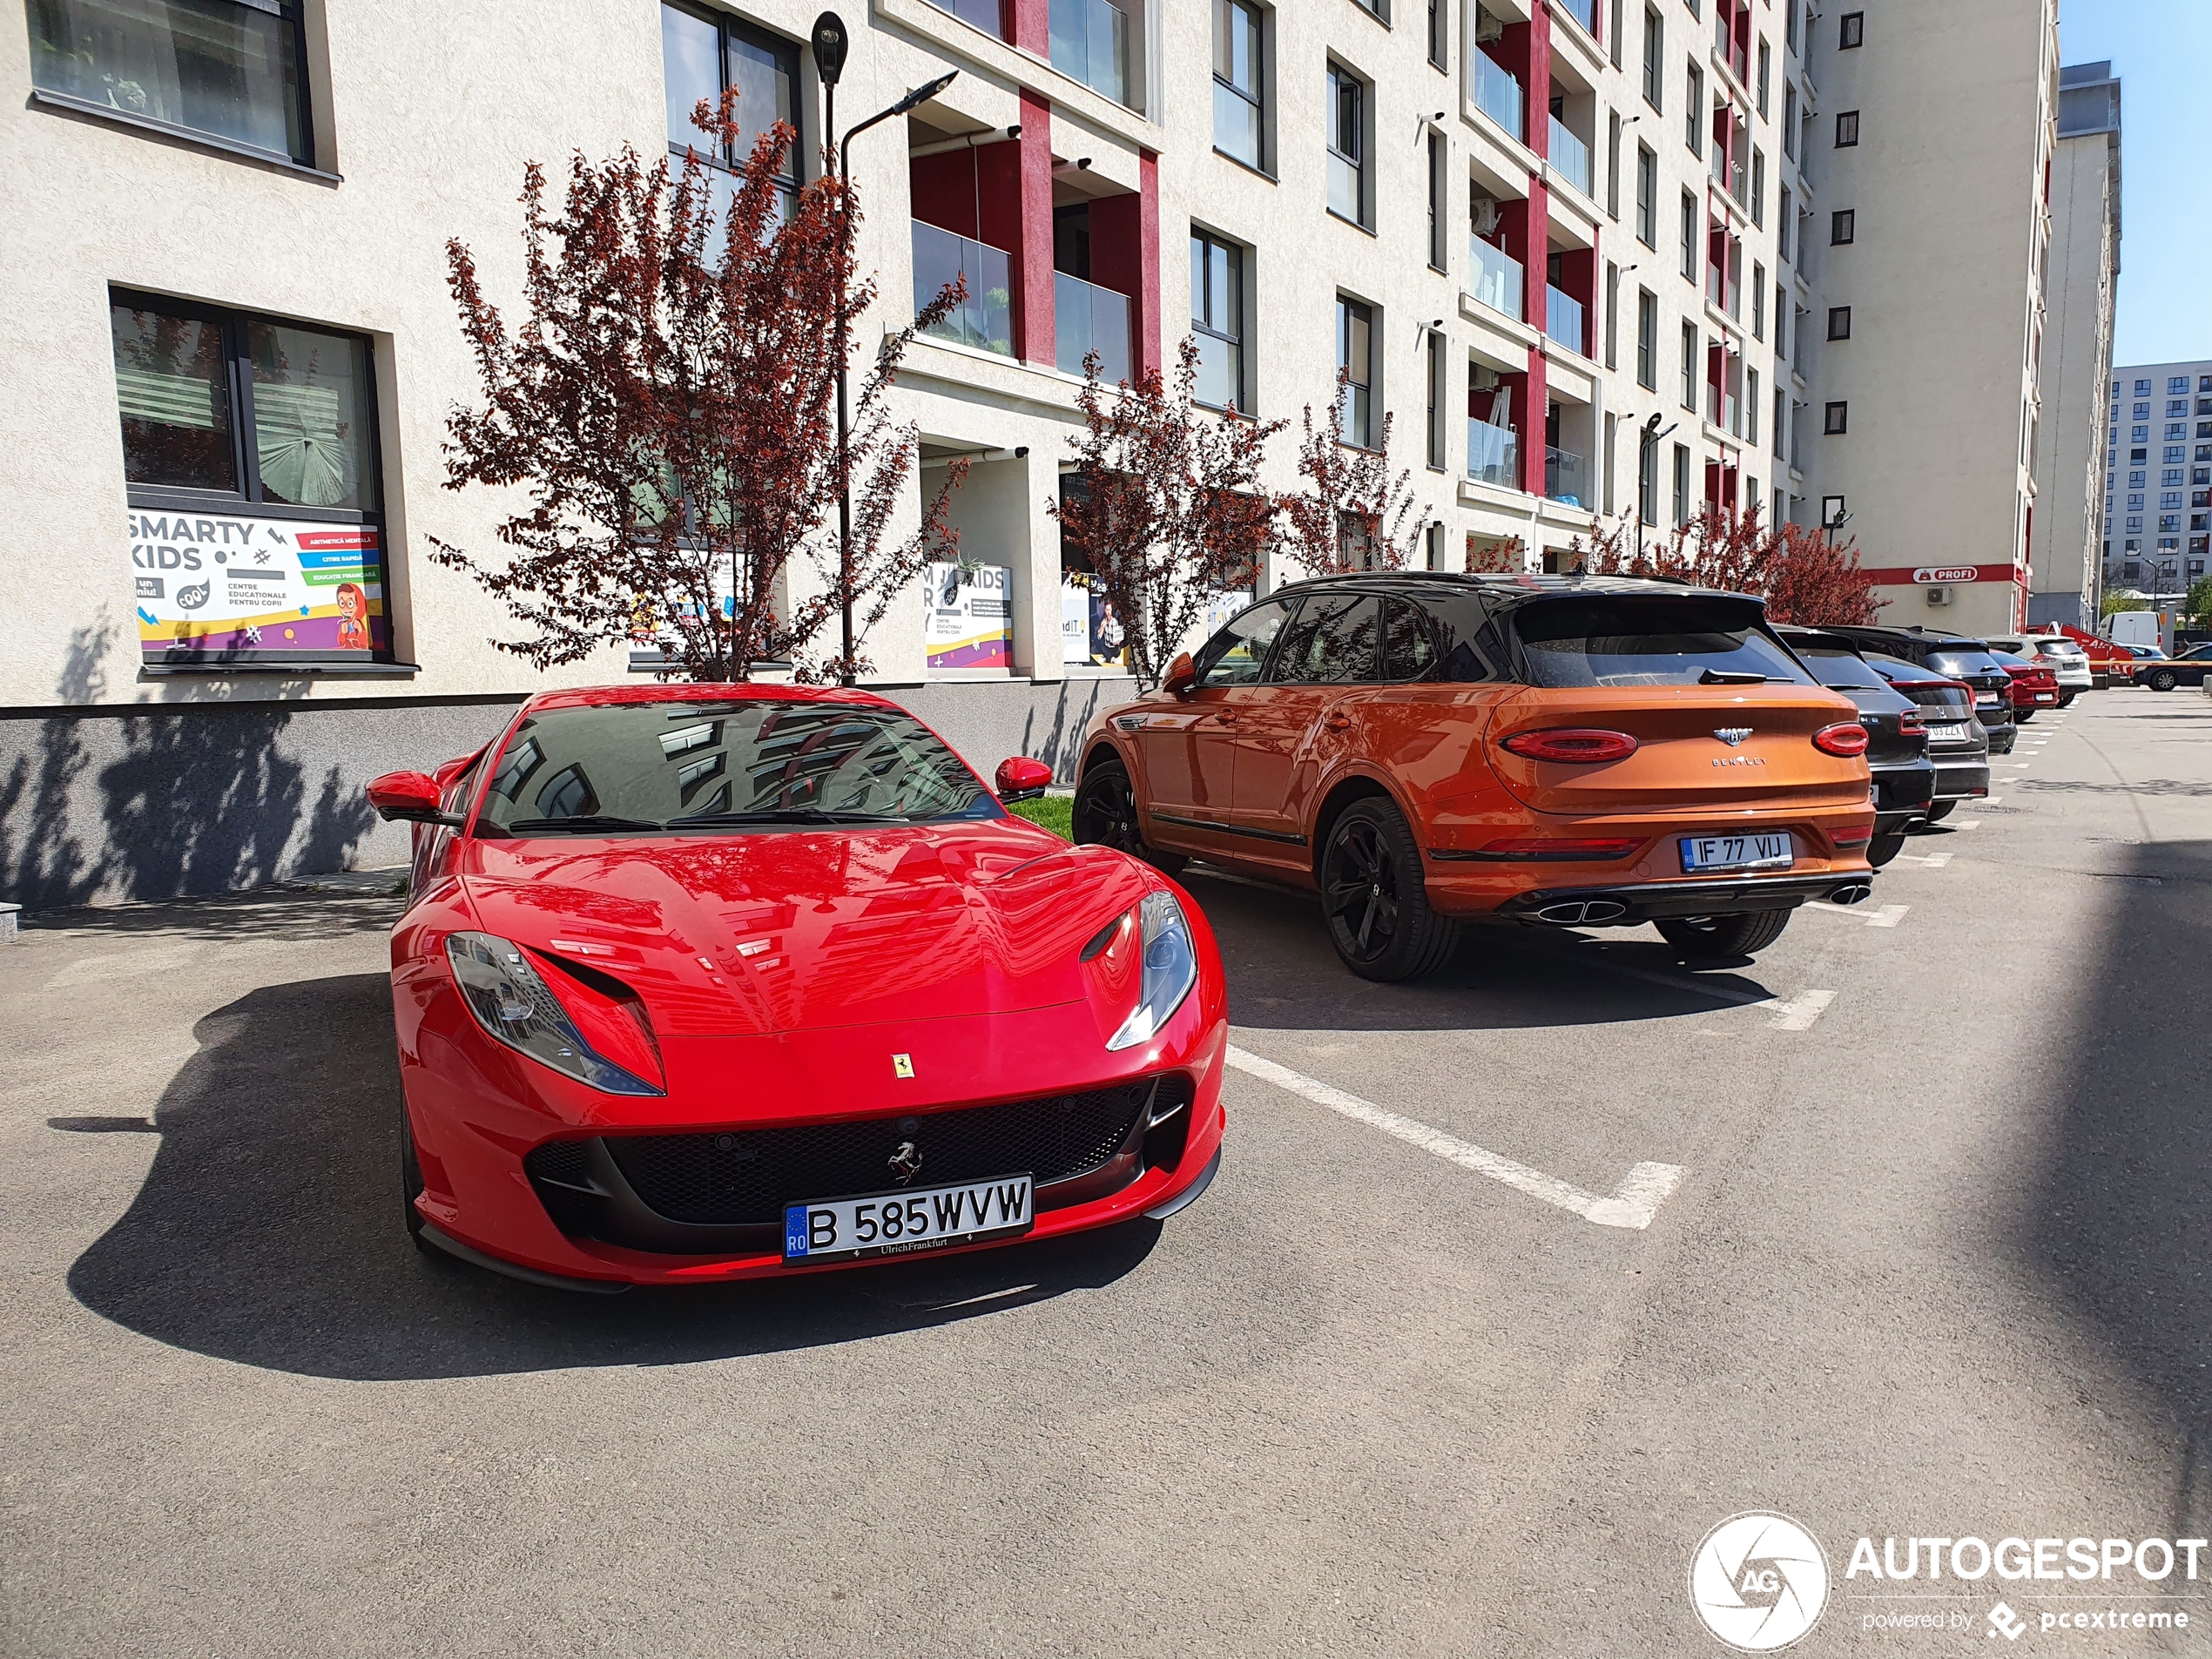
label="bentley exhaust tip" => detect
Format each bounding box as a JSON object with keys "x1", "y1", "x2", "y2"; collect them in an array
[
  {"x1": 1827, "y1": 880, "x2": 1873, "y2": 907},
  {"x1": 1532, "y1": 899, "x2": 1630, "y2": 925}
]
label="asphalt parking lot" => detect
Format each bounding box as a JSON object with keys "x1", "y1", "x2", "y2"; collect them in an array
[{"x1": 3, "y1": 691, "x2": 2209, "y2": 1656}]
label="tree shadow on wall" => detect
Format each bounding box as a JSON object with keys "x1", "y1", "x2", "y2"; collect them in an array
[{"x1": 0, "y1": 620, "x2": 378, "y2": 907}]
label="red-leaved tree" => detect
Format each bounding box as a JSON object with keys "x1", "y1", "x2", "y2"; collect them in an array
[
  {"x1": 433, "y1": 95, "x2": 964, "y2": 681},
  {"x1": 1052, "y1": 337, "x2": 1283, "y2": 683},
  {"x1": 1581, "y1": 504, "x2": 1883, "y2": 624},
  {"x1": 1279, "y1": 374, "x2": 1433, "y2": 576}
]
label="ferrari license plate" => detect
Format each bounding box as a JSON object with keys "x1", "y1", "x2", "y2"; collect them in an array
[
  {"x1": 783, "y1": 1174, "x2": 1034, "y2": 1265},
  {"x1": 1680, "y1": 833, "x2": 1794, "y2": 873}
]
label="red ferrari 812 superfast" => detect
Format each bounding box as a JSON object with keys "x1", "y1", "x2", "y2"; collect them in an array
[{"x1": 368, "y1": 685, "x2": 1227, "y2": 1291}]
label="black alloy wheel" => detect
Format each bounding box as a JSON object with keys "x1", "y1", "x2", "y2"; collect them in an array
[
  {"x1": 1655, "y1": 908, "x2": 1793, "y2": 961},
  {"x1": 1924, "y1": 800, "x2": 1956, "y2": 823},
  {"x1": 1319, "y1": 798, "x2": 1458, "y2": 981},
  {"x1": 2059, "y1": 692, "x2": 2077, "y2": 707},
  {"x1": 2149, "y1": 668, "x2": 2179, "y2": 692},
  {"x1": 2016, "y1": 709, "x2": 2035, "y2": 723},
  {"x1": 1073, "y1": 758, "x2": 1186, "y2": 875},
  {"x1": 1866, "y1": 832, "x2": 1907, "y2": 868}
]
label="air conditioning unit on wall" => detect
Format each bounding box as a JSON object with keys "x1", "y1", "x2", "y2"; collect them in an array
[
  {"x1": 1925, "y1": 585, "x2": 1952, "y2": 606},
  {"x1": 1475, "y1": 9, "x2": 1506, "y2": 44},
  {"x1": 1472, "y1": 197, "x2": 1503, "y2": 236}
]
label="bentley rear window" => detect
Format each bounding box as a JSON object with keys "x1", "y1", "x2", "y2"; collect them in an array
[{"x1": 1512, "y1": 597, "x2": 1812, "y2": 688}]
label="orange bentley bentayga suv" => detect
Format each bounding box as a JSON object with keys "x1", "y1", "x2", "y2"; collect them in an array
[{"x1": 1072, "y1": 574, "x2": 1877, "y2": 981}]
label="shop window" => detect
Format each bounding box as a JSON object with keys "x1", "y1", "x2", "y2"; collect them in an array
[{"x1": 112, "y1": 289, "x2": 391, "y2": 667}]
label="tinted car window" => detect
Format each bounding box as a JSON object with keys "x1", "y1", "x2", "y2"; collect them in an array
[
  {"x1": 1273, "y1": 594, "x2": 1381, "y2": 685},
  {"x1": 477, "y1": 701, "x2": 997, "y2": 834},
  {"x1": 1793, "y1": 644, "x2": 1887, "y2": 690},
  {"x1": 1381, "y1": 598, "x2": 1438, "y2": 680},
  {"x1": 1194, "y1": 597, "x2": 1295, "y2": 687},
  {"x1": 1513, "y1": 597, "x2": 1813, "y2": 687},
  {"x1": 1925, "y1": 649, "x2": 2007, "y2": 679}
]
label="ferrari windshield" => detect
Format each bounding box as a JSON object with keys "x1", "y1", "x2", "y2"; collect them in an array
[
  {"x1": 1513, "y1": 597, "x2": 1813, "y2": 688},
  {"x1": 475, "y1": 700, "x2": 1001, "y2": 835}
]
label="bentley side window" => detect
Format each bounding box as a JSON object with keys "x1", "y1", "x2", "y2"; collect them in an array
[{"x1": 1195, "y1": 597, "x2": 1296, "y2": 687}]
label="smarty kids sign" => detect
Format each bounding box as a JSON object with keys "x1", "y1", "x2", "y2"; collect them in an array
[{"x1": 130, "y1": 511, "x2": 386, "y2": 664}]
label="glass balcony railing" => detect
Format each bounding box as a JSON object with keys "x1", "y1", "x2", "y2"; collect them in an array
[
  {"x1": 1557, "y1": 0, "x2": 1598, "y2": 36},
  {"x1": 1548, "y1": 116, "x2": 1592, "y2": 197},
  {"x1": 1467, "y1": 236, "x2": 1525, "y2": 320},
  {"x1": 1467, "y1": 419, "x2": 1519, "y2": 488},
  {"x1": 1546, "y1": 444, "x2": 1589, "y2": 508},
  {"x1": 1049, "y1": 0, "x2": 1129, "y2": 106},
  {"x1": 913, "y1": 222, "x2": 1014, "y2": 357},
  {"x1": 1711, "y1": 145, "x2": 1728, "y2": 188},
  {"x1": 1545, "y1": 285, "x2": 1586, "y2": 354},
  {"x1": 1471, "y1": 52, "x2": 1524, "y2": 141},
  {"x1": 1055, "y1": 270, "x2": 1131, "y2": 385},
  {"x1": 929, "y1": 0, "x2": 1006, "y2": 37}
]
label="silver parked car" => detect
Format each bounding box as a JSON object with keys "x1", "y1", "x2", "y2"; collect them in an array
[{"x1": 1987, "y1": 635, "x2": 2092, "y2": 705}]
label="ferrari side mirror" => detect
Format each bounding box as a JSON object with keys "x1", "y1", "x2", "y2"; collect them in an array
[
  {"x1": 995, "y1": 757, "x2": 1053, "y2": 804},
  {"x1": 368, "y1": 770, "x2": 462, "y2": 827}
]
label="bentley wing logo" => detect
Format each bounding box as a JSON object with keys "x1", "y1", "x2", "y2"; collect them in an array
[{"x1": 1713, "y1": 726, "x2": 1754, "y2": 745}]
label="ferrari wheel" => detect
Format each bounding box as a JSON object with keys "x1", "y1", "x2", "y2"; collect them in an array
[
  {"x1": 400, "y1": 1108, "x2": 435, "y2": 1255},
  {"x1": 1656, "y1": 908, "x2": 1792, "y2": 960},
  {"x1": 1866, "y1": 832, "x2": 1906, "y2": 868},
  {"x1": 1924, "y1": 800, "x2": 1956, "y2": 823},
  {"x1": 1074, "y1": 757, "x2": 1186, "y2": 876},
  {"x1": 2015, "y1": 709, "x2": 2035, "y2": 723},
  {"x1": 1320, "y1": 798, "x2": 1457, "y2": 981}
]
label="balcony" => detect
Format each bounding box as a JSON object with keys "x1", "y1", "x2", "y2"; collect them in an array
[
  {"x1": 1548, "y1": 117, "x2": 1592, "y2": 198},
  {"x1": 1545, "y1": 285, "x2": 1586, "y2": 354},
  {"x1": 928, "y1": 0, "x2": 1004, "y2": 36},
  {"x1": 1467, "y1": 237, "x2": 1525, "y2": 321},
  {"x1": 1049, "y1": 0, "x2": 1129, "y2": 106},
  {"x1": 1055, "y1": 271, "x2": 1131, "y2": 384},
  {"x1": 1711, "y1": 145, "x2": 1728, "y2": 190},
  {"x1": 1467, "y1": 419, "x2": 1520, "y2": 488},
  {"x1": 914, "y1": 222, "x2": 1014, "y2": 357},
  {"x1": 1546, "y1": 444, "x2": 1590, "y2": 508},
  {"x1": 1471, "y1": 52, "x2": 1524, "y2": 142}
]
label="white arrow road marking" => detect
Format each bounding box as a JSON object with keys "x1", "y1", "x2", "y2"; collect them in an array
[
  {"x1": 1805, "y1": 900, "x2": 1910, "y2": 927},
  {"x1": 1224, "y1": 1045, "x2": 1685, "y2": 1230},
  {"x1": 1757, "y1": 988, "x2": 1836, "y2": 1030},
  {"x1": 1894, "y1": 850, "x2": 1953, "y2": 868}
]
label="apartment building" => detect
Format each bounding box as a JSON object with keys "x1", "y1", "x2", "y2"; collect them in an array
[
  {"x1": 2029, "y1": 60, "x2": 2120, "y2": 630},
  {"x1": 2101, "y1": 359, "x2": 2212, "y2": 604},
  {"x1": 0, "y1": 0, "x2": 2054, "y2": 901}
]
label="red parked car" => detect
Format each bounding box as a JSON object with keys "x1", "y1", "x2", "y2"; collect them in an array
[
  {"x1": 368, "y1": 685, "x2": 1227, "y2": 1291},
  {"x1": 1989, "y1": 650, "x2": 2062, "y2": 721}
]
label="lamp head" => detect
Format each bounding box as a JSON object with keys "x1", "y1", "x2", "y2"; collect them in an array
[
  {"x1": 811, "y1": 12, "x2": 848, "y2": 85},
  {"x1": 894, "y1": 69, "x2": 960, "y2": 114}
]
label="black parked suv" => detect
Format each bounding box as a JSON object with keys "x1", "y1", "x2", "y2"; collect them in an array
[
  {"x1": 1778, "y1": 628, "x2": 1935, "y2": 867},
  {"x1": 1826, "y1": 626, "x2": 2017, "y2": 755},
  {"x1": 1864, "y1": 654, "x2": 1990, "y2": 822}
]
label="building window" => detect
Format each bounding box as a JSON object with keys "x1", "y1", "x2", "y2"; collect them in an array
[
  {"x1": 1428, "y1": 0, "x2": 1447, "y2": 68},
  {"x1": 1638, "y1": 427, "x2": 1659, "y2": 521},
  {"x1": 1750, "y1": 150, "x2": 1764, "y2": 226},
  {"x1": 1835, "y1": 110, "x2": 1859, "y2": 147},
  {"x1": 1778, "y1": 186, "x2": 1792, "y2": 261},
  {"x1": 1752, "y1": 266, "x2": 1765, "y2": 339},
  {"x1": 1635, "y1": 144, "x2": 1657, "y2": 246},
  {"x1": 2169, "y1": 422, "x2": 2188, "y2": 441},
  {"x1": 1426, "y1": 329, "x2": 1446, "y2": 469},
  {"x1": 1642, "y1": 7, "x2": 1662, "y2": 109},
  {"x1": 1637, "y1": 288, "x2": 1657, "y2": 388},
  {"x1": 664, "y1": 3, "x2": 801, "y2": 218},
  {"x1": 1191, "y1": 231, "x2": 1245, "y2": 411},
  {"x1": 1672, "y1": 442, "x2": 1691, "y2": 526},
  {"x1": 1838, "y1": 10, "x2": 1863, "y2": 48},
  {"x1": 1337, "y1": 294, "x2": 1375, "y2": 448},
  {"x1": 1831, "y1": 209, "x2": 1855, "y2": 245},
  {"x1": 1681, "y1": 321, "x2": 1698, "y2": 411},
  {"x1": 1774, "y1": 388, "x2": 1786, "y2": 457},
  {"x1": 1214, "y1": 0, "x2": 1264, "y2": 169},
  {"x1": 111, "y1": 289, "x2": 388, "y2": 664},
  {"x1": 2125, "y1": 516, "x2": 2142, "y2": 532},
  {"x1": 2171, "y1": 375, "x2": 2190, "y2": 394},
  {"x1": 1827, "y1": 306, "x2": 1851, "y2": 341},
  {"x1": 2133, "y1": 424, "x2": 2150, "y2": 441},
  {"x1": 1326, "y1": 63, "x2": 1368, "y2": 226},
  {"x1": 1608, "y1": 109, "x2": 1622, "y2": 218},
  {"x1": 1783, "y1": 85, "x2": 1797, "y2": 159},
  {"x1": 1685, "y1": 60, "x2": 1703, "y2": 153},
  {"x1": 29, "y1": 0, "x2": 315, "y2": 165},
  {"x1": 1428, "y1": 130, "x2": 1447, "y2": 269},
  {"x1": 1757, "y1": 37, "x2": 1770, "y2": 116},
  {"x1": 1824, "y1": 401, "x2": 1848, "y2": 435},
  {"x1": 1604, "y1": 261, "x2": 1621, "y2": 368},
  {"x1": 2136, "y1": 378, "x2": 2150, "y2": 394},
  {"x1": 1681, "y1": 189, "x2": 1698, "y2": 279},
  {"x1": 1748, "y1": 369, "x2": 1760, "y2": 446}
]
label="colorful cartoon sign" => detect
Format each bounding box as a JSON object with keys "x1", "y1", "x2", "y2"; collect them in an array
[
  {"x1": 130, "y1": 510, "x2": 385, "y2": 664},
  {"x1": 925, "y1": 562, "x2": 1012, "y2": 671}
]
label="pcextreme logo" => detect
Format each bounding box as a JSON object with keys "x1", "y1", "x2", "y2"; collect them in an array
[{"x1": 1689, "y1": 1513, "x2": 1831, "y2": 1650}]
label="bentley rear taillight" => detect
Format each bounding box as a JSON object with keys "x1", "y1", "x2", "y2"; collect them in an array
[
  {"x1": 1813, "y1": 723, "x2": 1871, "y2": 758},
  {"x1": 1469, "y1": 837, "x2": 1643, "y2": 861},
  {"x1": 1501, "y1": 728, "x2": 1640, "y2": 763}
]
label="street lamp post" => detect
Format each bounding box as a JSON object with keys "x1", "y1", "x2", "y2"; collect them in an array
[{"x1": 813, "y1": 12, "x2": 956, "y2": 686}]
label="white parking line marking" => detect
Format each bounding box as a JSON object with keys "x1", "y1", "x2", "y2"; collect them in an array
[
  {"x1": 1952, "y1": 819, "x2": 1981, "y2": 830},
  {"x1": 1894, "y1": 850, "x2": 1953, "y2": 868},
  {"x1": 1805, "y1": 900, "x2": 1910, "y2": 927},
  {"x1": 1757, "y1": 988, "x2": 1836, "y2": 1030},
  {"x1": 1984, "y1": 796, "x2": 2003, "y2": 806},
  {"x1": 1224, "y1": 1045, "x2": 1685, "y2": 1230}
]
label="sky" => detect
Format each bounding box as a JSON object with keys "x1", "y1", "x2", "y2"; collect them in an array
[{"x1": 2059, "y1": 0, "x2": 2212, "y2": 368}]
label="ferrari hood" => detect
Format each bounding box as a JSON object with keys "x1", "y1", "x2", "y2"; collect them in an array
[{"x1": 457, "y1": 820, "x2": 1152, "y2": 1038}]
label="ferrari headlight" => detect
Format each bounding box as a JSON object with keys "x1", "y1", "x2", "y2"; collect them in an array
[
  {"x1": 1106, "y1": 890, "x2": 1198, "y2": 1051},
  {"x1": 443, "y1": 931, "x2": 661, "y2": 1096}
]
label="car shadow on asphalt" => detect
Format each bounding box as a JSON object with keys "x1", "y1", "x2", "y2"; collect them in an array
[
  {"x1": 64, "y1": 973, "x2": 1163, "y2": 1382},
  {"x1": 2023, "y1": 838, "x2": 2212, "y2": 1534},
  {"x1": 1178, "y1": 867, "x2": 1776, "y2": 1032},
  {"x1": 24, "y1": 890, "x2": 404, "y2": 942}
]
